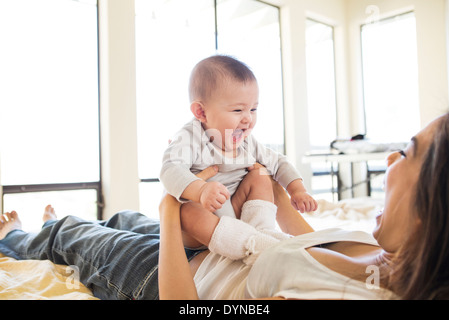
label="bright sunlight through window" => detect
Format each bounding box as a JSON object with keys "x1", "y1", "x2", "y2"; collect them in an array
[
  {"x1": 0, "y1": 0, "x2": 100, "y2": 230},
  {"x1": 361, "y1": 12, "x2": 420, "y2": 142}
]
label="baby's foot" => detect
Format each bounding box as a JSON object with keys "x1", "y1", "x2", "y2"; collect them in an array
[
  {"x1": 43, "y1": 205, "x2": 57, "y2": 223},
  {"x1": 0, "y1": 211, "x2": 22, "y2": 240}
]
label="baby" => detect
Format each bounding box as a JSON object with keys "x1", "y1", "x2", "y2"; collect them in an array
[{"x1": 160, "y1": 55, "x2": 317, "y2": 261}]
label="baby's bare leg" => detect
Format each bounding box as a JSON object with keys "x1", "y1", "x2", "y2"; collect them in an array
[
  {"x1": 180, "y1": 202, "x2": 219, "y2": 248},
  {"x1": 231, "y1": 168, "x2": 274, "y2": 219}
]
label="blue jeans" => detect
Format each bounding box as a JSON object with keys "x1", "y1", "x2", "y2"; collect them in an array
[{"x1": 0, "y1": 211, "x2": 202, "y2": 300}]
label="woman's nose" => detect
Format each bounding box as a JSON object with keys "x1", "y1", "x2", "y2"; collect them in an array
[{"x1": 386, "y1": 151, "x2": 401, "y2": 167}]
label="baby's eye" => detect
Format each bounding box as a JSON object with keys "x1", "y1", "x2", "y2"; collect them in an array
[
  {"x1": 233, "y1": 109, "x2": 242, "y2": 113},
  {"x1": 251, "y1": 108, "x2": 258, "y2": 112}
]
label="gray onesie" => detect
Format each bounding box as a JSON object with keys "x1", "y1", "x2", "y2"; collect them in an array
[{"x1": 160, "y1": 118, "x2": 302, "y2": 218}]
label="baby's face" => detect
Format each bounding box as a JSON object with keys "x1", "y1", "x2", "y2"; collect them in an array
[{"x1": 201, "y1": 79, "x2": 259, "y2": 152}]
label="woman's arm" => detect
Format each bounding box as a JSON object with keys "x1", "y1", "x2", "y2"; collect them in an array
[
  {"x1": 273, "y1": 179, "x2": 315, "y2": 235},
  {"x1": 158, "y1": 190, "x2": 287, "y2": 301},
  {"x1": 158, "y1": 166, "x2": 219, "y2": 300},
  {"x1": 159, "y1": 194, "x2": 199, "y2": 300}
]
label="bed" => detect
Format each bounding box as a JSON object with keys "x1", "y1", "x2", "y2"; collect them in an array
[
  {"x1": 303, "y1": 196, "x2": 381, "y2": 234},
  {"x1": 0, "y1": 196, "x2": 382, "y2": 300},
  {"x1": 0, "y1": 252, "x2": 98, "y2": 300}
]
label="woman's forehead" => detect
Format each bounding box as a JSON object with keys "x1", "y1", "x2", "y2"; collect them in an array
[{"x1": 414, "y1": 116, "x2": 444, "y2": 155}]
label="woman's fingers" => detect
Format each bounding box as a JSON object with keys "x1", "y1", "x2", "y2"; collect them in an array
[
  {"x1": 195, "y1": 165, "x2": 219, "y2": 181},
  {"x1": 247, "y1": 162, "x2": 264, "y2": 171}
]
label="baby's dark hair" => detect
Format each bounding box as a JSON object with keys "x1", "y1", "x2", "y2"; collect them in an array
[{"x1": 188, "y1": 55, "x2": 256, "y2": 102}]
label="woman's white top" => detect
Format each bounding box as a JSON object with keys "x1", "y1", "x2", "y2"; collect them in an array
[{"x1": 194, "y1": 228, "x2": 396, "y2": 300}]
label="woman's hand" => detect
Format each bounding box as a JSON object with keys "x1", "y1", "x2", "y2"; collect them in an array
[
  {"x1": 196, "y1": 165, "x2": 219, "y2": 180},
  {"x1": 158, "y1": 165, "x2": 219, "y2": 300},
  {"x1": 159, "y1": 165, "x2": 220, "y2": 220}
]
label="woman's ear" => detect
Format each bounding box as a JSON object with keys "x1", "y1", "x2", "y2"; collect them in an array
[{"x1": 191, "y1": 101, "x2": 207, "y2": 123}]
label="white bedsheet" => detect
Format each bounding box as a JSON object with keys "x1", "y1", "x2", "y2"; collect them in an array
[
  {"x1": 0, "y1": 253, "x2": 97, "y2": 300},
  {"x1": 303, "y1": 197, "x2": 383, "y2": 234}
]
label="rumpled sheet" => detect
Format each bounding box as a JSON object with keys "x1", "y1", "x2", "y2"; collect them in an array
[
  {"x1": 303, "y1": 197, "x2": 383, "y2": 234},
  {"x1": 0, "y1": 253, "x2": 97, "y2": 300}
]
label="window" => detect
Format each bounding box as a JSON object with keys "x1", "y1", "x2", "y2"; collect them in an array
[
  {"x1": 361, "y1": 12, "x2": 420, "y2": 142},
  {"x1": 305, "y1": 19, "x2": 338, "y2": 200},
  {"x1": 216, "y1": 0, "x2": 284, "y2": 152},
  {"x1": 135, "y1": 0, "x2": 284, "y2": 218},
  {"x1": 135, "y1": 0, "x2": 216, "y2": 219},
  {"x1": 135, "y1": 0, "x2": 216, "y2": 182},
  {"x1": 305, "y1": 19, "x2": 337, "y2": 149},
  {"x1": 0, "y1": 0, "x2": 100, "y2": 231}
]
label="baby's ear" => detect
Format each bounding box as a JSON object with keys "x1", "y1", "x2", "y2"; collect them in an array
[{"x1": 190, "y1": 101, "x2": 207, "y2": 123}]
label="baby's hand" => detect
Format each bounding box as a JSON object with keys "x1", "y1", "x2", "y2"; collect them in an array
[
  {"x1": 199, "y1": 181, "x2": 230, "y2": 212},
  {"x1": 290, "y1": 191, "x2": 318, "y2": 213}
]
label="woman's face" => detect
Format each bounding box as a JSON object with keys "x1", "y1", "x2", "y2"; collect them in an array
[{"x1": 373, "y1": 116, "x2": 442, "y2": 253}]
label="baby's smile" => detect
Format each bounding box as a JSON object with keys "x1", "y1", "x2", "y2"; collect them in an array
[
  {"x1": 231, "y1": 128, "x2": 250, "y2": 144},
  {"x1": 232, "y1": 129, "x2": 243, "y2": 139}
]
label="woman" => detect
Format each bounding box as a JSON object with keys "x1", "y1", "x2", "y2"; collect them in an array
[
  {"x1": 1, "y1": 113, "x2": 448, "y2": 299},
  {"x1": 162, "y1": 112, "x2": 449, "y2": 300}
]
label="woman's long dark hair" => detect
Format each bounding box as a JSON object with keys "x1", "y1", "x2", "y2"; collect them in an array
[{"x1": 389, "y1": 113, "x2": 449, "y2": 299}]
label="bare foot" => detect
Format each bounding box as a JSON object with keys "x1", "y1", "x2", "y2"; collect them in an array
[
  {"x1": 0, "y1": 211, "x2": 22, "y2": 240},
  {"x1": 43, "y1": 205, "x2": 57, "y2": 223}
]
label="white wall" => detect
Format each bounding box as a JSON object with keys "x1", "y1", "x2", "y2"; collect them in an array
[
  {"x1": 98, "y1": 0, "x2": 140, "y2": 218},
  {"x1": 279, "y1": 0, "x2": 311, "y2": 191}
]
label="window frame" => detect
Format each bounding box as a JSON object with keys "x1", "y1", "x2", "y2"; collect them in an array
[
  {"x1": 1, "y1": 1, "x2": 103, "y2": 219},
  {"x1": 305, "y1": 17, "x2": 339, "y2": 199}
]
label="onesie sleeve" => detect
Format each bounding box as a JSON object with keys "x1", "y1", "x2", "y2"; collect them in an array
[
  {"x1": 247, "y1": 135, "x2": 302, "y2": 189},
  {"x1": 159, "y1": 125, "x2": 201, "y2": 201}
]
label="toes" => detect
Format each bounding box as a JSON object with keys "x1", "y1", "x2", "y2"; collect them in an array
[
  {"x1": 1, "y1": 213, "x2": 9, "y2": 223},
  {"x1": 45, "y1": 204, "x2": 55, "y2": 214},
  {"x1": 4, "y1": 212, "x2": 12, "y2": 222},
  {"x1": 8, "y1": 211, "x2": 18, "y2": 221},
  {"x1": 0, "y1": 213, "x2": 10, "y2": 224},
  {"x1": 0, "y1": 211, "x2": 18, "y2": 223}
]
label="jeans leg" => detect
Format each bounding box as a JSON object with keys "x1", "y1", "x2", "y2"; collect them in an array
[
  {"x1": 101, "y1": 211, "x2": 206, "y2": 269},
  {"x1": 0, "y1": 215, "x2": 161, "y2": 300},
  {"x1": 99, "y1": 210, "x2": 160, "y2": 235}
]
